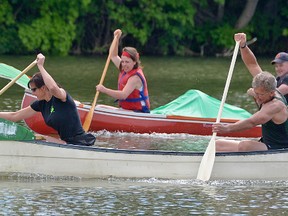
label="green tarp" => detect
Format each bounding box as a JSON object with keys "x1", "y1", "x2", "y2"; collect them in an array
[
  {"x1": 0, "y1": 63, "x2": 30, "y2": 89},
  {"x1": 0, "y1": 118, "x2": 35, "y2": 140},
  {"x1": 151, "y1": 89, "x2": 252, "y2": 119}
]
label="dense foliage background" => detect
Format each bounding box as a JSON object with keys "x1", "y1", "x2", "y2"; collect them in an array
[{"x1": 0, "y1": 0, "x2": 287, "y2": 56}]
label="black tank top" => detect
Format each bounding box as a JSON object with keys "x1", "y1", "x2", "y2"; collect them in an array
[{"x1": 261, "y1": 91, "x2": 288, "y2": 149}]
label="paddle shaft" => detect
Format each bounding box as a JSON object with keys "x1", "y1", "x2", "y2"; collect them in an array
[
  {"x1": 197, "y1": 41, "x2": 240, "y2": 181},
  {"x1": 0, "y1": 60, "x2": 37, "y2": 96},
  {"x1": 82, "y1": 36, "x2": 119, "y2": 132}
]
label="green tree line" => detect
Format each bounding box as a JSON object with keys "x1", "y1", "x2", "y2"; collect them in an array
[{"x1": 0, "y1": 0, "x2": 287, "y2": 56}]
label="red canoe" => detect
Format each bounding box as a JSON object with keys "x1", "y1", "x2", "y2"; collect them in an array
[{"x1": 21, "y1": 90, "x2": 262, "y2": 138}]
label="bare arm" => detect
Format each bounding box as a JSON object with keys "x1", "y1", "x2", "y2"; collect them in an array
[
  {"x1": 277, "y1": 84, "x2": 288, "y2": 96},
  {"x1": 37, "y1": 53, "x2": 67, "y2": 101},
  {"x1": 234, "y1": 33, "x2": 262, "y2": 77},
  {"x1": 0, "y1": 106, "x2": 36, "y2": 122},
  {"x1": 96, "y1": 75, "x2": 142, "y2": 100},
  {"x1": 230, "y1": 108, "x2": 272, "y2": 131},
  {"x1": 213, "y1": 114, "x2": 261, "y2": 133},
  {"x1": 213, "y1": 100, "x2": 281, "y2": 133},
  {"x1": 110, "y1": 29, "x2": 122, "y2": 69}
]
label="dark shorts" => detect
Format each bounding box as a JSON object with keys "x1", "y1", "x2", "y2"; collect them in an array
[
  {"x1": 259, "y1": 137, "x2": 288, "y2": 150},
  {"x1": 64, "y1": 133, "x2": 96, "y2": 146}
]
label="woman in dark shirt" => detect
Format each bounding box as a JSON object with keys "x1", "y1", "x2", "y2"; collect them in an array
[{"x1": 0, "y1": 53, "x2": 95, "y2": 146}]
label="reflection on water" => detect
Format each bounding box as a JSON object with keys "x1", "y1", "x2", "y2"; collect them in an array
[
  {"x1": 1, "y1": 177, "x2": 288, "y2": 215},
  {"x1": 1, "y1": 98, "x2": 21, "y2": 111}
]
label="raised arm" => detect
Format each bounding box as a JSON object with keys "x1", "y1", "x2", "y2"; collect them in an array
[
  {"x1": 37, "y1": 53, "x2": 66, "y2": 101},
  {"x1": 110, "y1": 29, "x2": 122, "y2": 69},
  {"x1": 234, "y1": 33, "x2": 262, "y2": 77}
]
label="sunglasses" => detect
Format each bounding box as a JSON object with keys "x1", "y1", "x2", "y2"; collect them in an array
[
  {"x1": 254, "y1": 91, "x2": 270, "y2": 97},
  {"x1": 30, "y1": 87, "x2": 38, "y2": 92}
]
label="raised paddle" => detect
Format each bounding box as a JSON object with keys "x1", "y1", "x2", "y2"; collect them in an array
[
  {"x1": 0, "y1": 60, "x2": 37, "y2": 95},
  {"x1": 82, "y1": 35, "x2": 119, "y2": 132},
  {"x1": 197, "y1": 41, "x2": 240, "y2": 181}
]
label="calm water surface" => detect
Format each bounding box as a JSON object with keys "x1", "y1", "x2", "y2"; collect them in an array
[{"x1": 0, "y1": 55, "x2": 284, "y2": 215}]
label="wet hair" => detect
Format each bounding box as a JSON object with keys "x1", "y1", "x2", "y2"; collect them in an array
[
  {"x1": 27, "y1": 72, "x2": 45, "y2": 89},
  {"x1": 252, "y1": 71, "x2": 277, "y2": 92},
  {"x1": 120, "y1": 47, "x2": 142, "y2": 71}
]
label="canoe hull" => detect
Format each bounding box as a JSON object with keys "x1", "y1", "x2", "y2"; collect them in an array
[
  {"x1": 1, "y1": 140, "x2": 287, "y2": 180},
  {"x1": 21, "y1": 91, "x2": 261, "y2": 138}
]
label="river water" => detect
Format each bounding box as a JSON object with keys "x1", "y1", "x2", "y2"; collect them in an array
[
  {"x1": 2, "y1": 177, "x2": 288, "y2": 215},
  {"x1": 1, "y1": 55, "x2": 286, "y2": 215}
]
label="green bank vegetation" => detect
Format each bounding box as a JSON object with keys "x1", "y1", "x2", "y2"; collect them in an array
[{"x1": 0, "y1": 0, "x2": 287, "y2": 56}]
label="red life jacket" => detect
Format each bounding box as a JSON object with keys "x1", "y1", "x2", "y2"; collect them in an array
[{"x1": 118, "y1": 68, "x2": 150, "y2": 112}]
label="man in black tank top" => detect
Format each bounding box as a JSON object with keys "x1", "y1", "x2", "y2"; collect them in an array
[{"x1": 212, "y1": 72, "x2": 288, "y2": 152}]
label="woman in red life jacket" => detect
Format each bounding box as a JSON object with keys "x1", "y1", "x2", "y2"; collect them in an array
[{"x1": 96, "y1": 29, "x2": 150, "y2": 113}]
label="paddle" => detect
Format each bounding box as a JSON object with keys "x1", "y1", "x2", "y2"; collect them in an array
[
  {"x1": 196, "y1": 41, "x2": 240, "y2": 181},
  {"x1": 82, "y1": 34, "x2": 119, "y2": 132},
  {"x1": 0, "y1": 60, "x2": 37, "y2": 95},
  {"x1": 0, "y1": 63, "x2": 31, "y2": 88}
]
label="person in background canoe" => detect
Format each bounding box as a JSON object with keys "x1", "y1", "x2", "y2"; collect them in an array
[
  {"x1": 0, "y1": 53, "x2": 96, "y2": 146},
  {"x1": 235, "y1": 33, "x2": 288, "y2": 103},
  {"x1": 212, "y1": 71, "x2": 288, "y2": 152},
  {"x1": 96, "y1": 29, "x2": 150, "y2": 113}
]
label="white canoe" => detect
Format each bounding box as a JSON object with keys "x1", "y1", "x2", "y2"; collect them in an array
[{"x1": 0, "y1": 140, "x2": 287, "y2": 181}]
